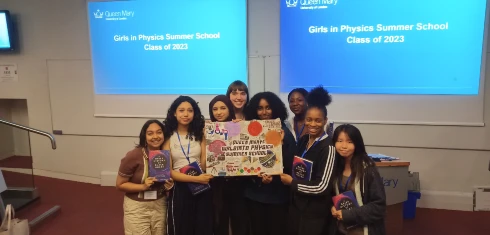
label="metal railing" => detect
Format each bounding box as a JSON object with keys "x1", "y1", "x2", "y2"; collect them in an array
[
  {"x1": 0, "y1": 119, "x2": 56, "y2": 149},
  {"x1": 0, "y1": 118, "x2": 60, "y2": 227}
]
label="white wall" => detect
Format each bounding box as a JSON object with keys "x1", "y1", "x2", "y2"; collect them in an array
[
  {"x1": 0, "y1": 99, "x2": 29, "y2": 158},
  {"x1": 0, "y1": 100, "x2": 15, "y2": 160},
  {"x1": 0, "y1": 0, "x2": 489, "y2": 210},
  {"x1": 10, "y1": 99, "x2": 30, "y2": 156}
]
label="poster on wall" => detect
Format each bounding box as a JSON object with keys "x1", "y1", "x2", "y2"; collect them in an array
[
  {"x1": 0, "y1": 63, "x2": 18, "y2": 82},
  {"x1": 205, "y1": 118, "x2": 284, "y2": 176}
]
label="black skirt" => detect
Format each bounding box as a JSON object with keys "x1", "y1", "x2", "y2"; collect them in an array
[{"x1": 167, "y1": 182, "x2": 213, "y2": 235}]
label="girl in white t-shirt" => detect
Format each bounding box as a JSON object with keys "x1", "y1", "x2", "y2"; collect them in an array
[{"x1": 163, "y1": 96, "x2": 214, "y2": 235}]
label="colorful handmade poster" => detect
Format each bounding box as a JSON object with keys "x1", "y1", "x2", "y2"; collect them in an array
[{"x1": 205, "y1": 118, "x2": 284, "y2": 176}]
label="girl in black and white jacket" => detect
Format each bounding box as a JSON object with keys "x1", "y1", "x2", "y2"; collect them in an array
[
  {"x1": 331, "y1": 124, "x2": 386, "y2": 235},
  {"x1": 280, "y1": 86, "x2": 337, "y2": 235}
]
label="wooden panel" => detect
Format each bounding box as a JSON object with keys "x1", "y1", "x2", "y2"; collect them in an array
[
  {"x1": 376, "y1": 161, "x2": 411, "y2": 167},
  {"x1": 385, "y1": 202, "x2": 404, "y2": 234}
]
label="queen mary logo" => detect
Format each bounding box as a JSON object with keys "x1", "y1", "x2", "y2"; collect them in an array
[{"x1": 286, "y1": 0, "x2": 298, "y2": 7}]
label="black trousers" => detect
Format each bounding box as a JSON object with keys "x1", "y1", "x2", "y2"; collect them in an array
[
  {"x1": 247, "y1": 199, "x2": 288, "y2": 235},
  {"x1": 287, "y1": 202, "x2": 331, "y2": 235},
  {"x1": 212, "y1": 178, "x2": 250, "y2": 235},
  {"x1": 167, "y1": 182, "x2": 213, "y2": 235}
]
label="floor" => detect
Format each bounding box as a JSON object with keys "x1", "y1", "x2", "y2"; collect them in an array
[
  {"x1": 0, "y1": 155, "x2": 488, "y2": 235},
  {"x1": 0, "y1": 155, "x2": 33, "y2": 188},
  {"x1": 9, "y1": 175, "x2": 489, "y2": 235},
  {"x1": 17, "y1": 175, "x2": 125, "y2": 235}
]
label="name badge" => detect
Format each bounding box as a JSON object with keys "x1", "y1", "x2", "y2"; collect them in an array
[{"x1": 144, "y1": 190, "x2": 157, "y2": 200}]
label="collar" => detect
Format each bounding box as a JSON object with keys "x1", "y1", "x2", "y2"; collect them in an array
[{"x1": 309, "y1": 132, "x2": 328, "y2": 142}]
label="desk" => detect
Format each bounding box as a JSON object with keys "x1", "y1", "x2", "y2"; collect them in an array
[{"x1": 376, "y1": 161, "x2": 410, "y2": 235}]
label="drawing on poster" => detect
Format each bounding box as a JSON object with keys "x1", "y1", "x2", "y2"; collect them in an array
[{"x1": 205, "y1": 118, "x2": 284, "y2": 176}]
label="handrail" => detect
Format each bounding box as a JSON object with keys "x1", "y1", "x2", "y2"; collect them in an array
[{"x1": 0, "y1": 119, "x2": 57, "y2": 149}]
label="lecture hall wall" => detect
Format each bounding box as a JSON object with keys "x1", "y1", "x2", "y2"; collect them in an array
[{"x1": 0, "y1": 0, "x2": 489, "y2": 211}]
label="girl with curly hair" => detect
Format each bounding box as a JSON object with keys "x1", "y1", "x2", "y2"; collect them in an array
[
  {"x1": 243, "y1": 91, "x2": 297, "y2": 235},
  {"x1": 164, "y1": 96, "x2": 214, "y2": 235}
]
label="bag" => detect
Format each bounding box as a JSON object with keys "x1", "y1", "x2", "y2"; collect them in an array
[{"x1": 0, "y1": 205, "x2": 29, "y2": 235}]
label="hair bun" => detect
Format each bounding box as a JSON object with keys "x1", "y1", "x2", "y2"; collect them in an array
[{"x1": 307, "y1": 85, "x2": 332, "y2": 107}]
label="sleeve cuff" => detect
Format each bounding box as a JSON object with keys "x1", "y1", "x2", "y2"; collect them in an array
[
  {"x1": 342, "y1": 209, "x2": 355, "y2": 224},
  {"x1": 291, "y1": 179, "x2": 299, "y2": 192},
  {"x1": 118, "y1": 172, "x2": 133, "y2": 178}
]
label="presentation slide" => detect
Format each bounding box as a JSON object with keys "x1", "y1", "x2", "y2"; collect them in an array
[
  {"x1": 87, "y1": 0, "x2": 247, "y2": 95},
  {"x1": 280, "y1": 0, "x2": 487, "y2": 95},
  {"x1": 0, "y1": 13, "x2": 11, "y2": 49}
]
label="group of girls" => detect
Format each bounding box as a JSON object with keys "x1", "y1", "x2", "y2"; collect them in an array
[{"x1": 116, "y1": 80, "x2": 387, "y2": 235}]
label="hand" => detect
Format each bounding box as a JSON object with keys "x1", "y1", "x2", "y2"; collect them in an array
[
  {"x1": 258, "y1": 172, "x2": 273, "y2": 184},
  {"x1": 164, "y1": 178, "x2": 174, "y2": 191},
  {"x1": 333, "y1": 210, "x2": 343, "y2": 220},
  {"x1": 197, "y1": 174, "x2": 213, "y2": 184},
  {"x1": 143, "y1": 177, "x2": 157, "y2": 190},
  {"x1": 232, "y1": 119, "x2": 242, "y2": 123},
  {"x1": 331, "y1": 206, "x2": 337, "y2": 216},
  {"x1": 279, "y1": 173, "x2": 293, "y2": 185}
]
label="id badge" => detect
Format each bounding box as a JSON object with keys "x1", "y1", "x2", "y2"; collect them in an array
[{"x1": 144, "y1": 190, "x2": 157, "y2": 200}]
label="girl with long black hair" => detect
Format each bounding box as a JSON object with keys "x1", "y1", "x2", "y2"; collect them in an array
[
  {"x1": 331, "y1": 124, "x2": 386, "y2": 235},
  {"x1": 280, "y1": 86, "x2": 336, "y2": 235},
  {"x1": 164, "y1": 96, "x2": 214, "y2": 235}
]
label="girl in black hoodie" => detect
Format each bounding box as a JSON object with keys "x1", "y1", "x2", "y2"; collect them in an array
[{"x1": 331, "y1": 124, "x2": 386, "y2": 235}]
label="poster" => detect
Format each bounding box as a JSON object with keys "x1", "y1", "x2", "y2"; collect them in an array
[
  {"x1": 205, "y1": 118, "x2": 284, "y2": 176},
  {"x1": 0, "y1": 63, "x2": 18, "y2": 82}
]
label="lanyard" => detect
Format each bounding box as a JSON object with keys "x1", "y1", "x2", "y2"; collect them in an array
[
  {"x1": 339, "y1": 175, "x2": 352, "y2": 192},
  {"x1": 294, "y1": 120, "x2": 305, "y2": 143},
  {"x1": 301, "y1": 132, "x2": 326, "y2": 158},
  {"x1": 176, "y1": 133, "x2": 191, "y2": 164}
]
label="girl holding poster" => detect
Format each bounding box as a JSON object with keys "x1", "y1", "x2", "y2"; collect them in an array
[
  {"x1": 116, "y1": 120, "x2": 174, "y2": 235},
  {"x1": 331, "y1": 124, "x2": 386, "y2": 235},
  {"x1": 243, "y1": 91, "x2": 296, "y2": 235},
  {"x1": 226, "y1": 80, "x2": 249, "y2": 120},
  {"x1": 279, "y1": 86, "x2": 336, "y2": 235},
  {"x1": 208, "y1": 95, "x2": 250, "y2": 235},
  {"x1": 164, "y1": 96, "x2": 214, "y2": 235}
]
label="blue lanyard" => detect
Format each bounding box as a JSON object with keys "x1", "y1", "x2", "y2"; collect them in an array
[
  {"x1": 339, "y1": 175, "x2": 352, "y2": 192},
  {"x1": 294, "y1": 120, "x2": 305, "y2": 143},
  {"x1": 301, "y1": 132, "x2": 326, "y2": 158},
  {"x1": 176, "y1": 133, "x2": 191, "y2": 164}
]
